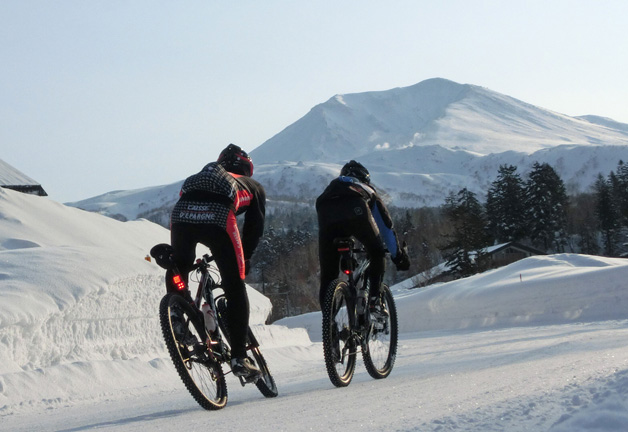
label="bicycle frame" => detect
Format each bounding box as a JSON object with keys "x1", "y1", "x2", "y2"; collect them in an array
[
  {"x1": 155, "y1": 243, "x2": 279, "y2": 403},
  {"x1": 164, "y1": 254, "x2": 229, "y2": 364},
  {"x1": 335, "y1": 238, "x2": 371, "y2": 330},
  {"x1": 192, "y1": 255, "x2": 234, "y2": 360},
  {"x1": 187, "y1": 255, "x2": 261, "y2": 377}
]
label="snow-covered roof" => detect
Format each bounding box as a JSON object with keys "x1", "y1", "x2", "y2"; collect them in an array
[
  {"x1": 485, "y1": 241, "x2": 546, "y2": 256},
  {"x1": 0, "y1": 158, "x2": 47, "y2": 196},
  {"x1": 0, "y1": 158, "x2": 39, "y2": 186}
]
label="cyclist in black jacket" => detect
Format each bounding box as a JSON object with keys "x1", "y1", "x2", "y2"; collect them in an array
[
  {"x1": 170, "y1": 144, "x2": 265, "y2": 379},
  {"x1": 316, "y1": 160, "x2": 410, "y2": 312}
]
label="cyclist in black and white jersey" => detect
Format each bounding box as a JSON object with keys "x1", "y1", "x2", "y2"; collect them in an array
[{"x1": 169, "y1": 144, "x2": 265, "y2": 379}]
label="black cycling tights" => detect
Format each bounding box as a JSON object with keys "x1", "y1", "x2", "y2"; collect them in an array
[{"x1": 170, "y1": 223, "x2": 250, "y2": 359}]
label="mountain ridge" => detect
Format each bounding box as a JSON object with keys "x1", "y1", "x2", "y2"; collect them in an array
[{"x1": 250, "y1": 77, "x2": 628, "y2": 164}]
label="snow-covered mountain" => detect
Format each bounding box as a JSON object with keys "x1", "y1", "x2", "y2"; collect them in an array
[
  {"x1": 67, "y1": 78, "x2": 628, "y2": 219},
  {"x1": 251, "y1": 78, "x2": 628, "y2": 162},
  {"x1": 250, "y1": 78, "x2": 628, "y2": 207}
]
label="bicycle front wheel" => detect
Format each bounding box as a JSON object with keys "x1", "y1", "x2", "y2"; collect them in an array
[
  {"x1": 160, "y1": 293, "x2": 228, "y2": 410},
  {"x1": 362, "y1": 284, "x2": 398, "y2": 379},
  {"x1": 322, "y1": 279, "x2": 357, "y2": 387},
  {"x1": 248, "y1": 328, "x2": 279, "y2": 397}
]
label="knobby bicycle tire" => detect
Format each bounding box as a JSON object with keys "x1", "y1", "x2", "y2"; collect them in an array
[
  {"x1": 247, "y1": 328, "x2": 278, "y2": 397},
  {"x1": 322, "y1": 279, "x2": 357, "y2": 387},
  {"x1": 159, "y1": 293, "x2": 228, "y2": 410},
  {"x1": 362, "y1": 284, "x2": 398, "y2": 379},
  {"x1": 216, "y1": 297, "x2": 278, "y2": 398}
]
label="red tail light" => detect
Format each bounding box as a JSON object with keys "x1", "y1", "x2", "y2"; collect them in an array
[
  {"x1": 172, "y1": 274, "x2": 186, "y2": 291},
  {"x1": 340, "y1": 256, "x2": 355, "y2": 275}
]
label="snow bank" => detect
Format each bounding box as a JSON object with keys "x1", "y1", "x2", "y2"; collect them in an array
[
  {"x1": 279, "y1": 253, "x2": 628, "y2": 340},
  {"x1": 0, "y1": 188, "x2": 277, "y2": 411},
  {"x1": 395, "y1": 253, "x2": 628, "y2": 333}
]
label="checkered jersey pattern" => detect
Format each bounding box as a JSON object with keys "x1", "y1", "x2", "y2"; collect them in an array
[
  {"x1": 171, "y1": 162, "x2": 237, "y2": 226},
  {"x1": 179, "y1": 162, "x2": 237, "y2": 200}
]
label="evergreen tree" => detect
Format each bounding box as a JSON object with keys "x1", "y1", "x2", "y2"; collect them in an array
[
  {"x1": 390, "y1": 206, "x2": 448, "y2": 284},
  {"x1": 611, "y1": 160, "x2": 628, "y2": 228},
  {"x1": 566, "y1": 193, "x2": 599, "y2": 255},
  {"x1": 525, "y1": 162, "x2": 569, "y2": 252},
  {"x1": 486, "y1": 164, "x2": 528, "y2": 243},
  {"x1": 440, "y1": 188, "x2": 491, "y2": 279},
  {"x1": 594, "y1": 174, "x2": 621, "y2": 256}
]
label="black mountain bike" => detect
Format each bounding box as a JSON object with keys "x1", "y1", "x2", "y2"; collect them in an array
[
  {"x1": 150, "y1": 243, "x2": 278, "y2": 410},
  {"x1": 321, "y1": 237, "x2": 399, "y2": 387}
]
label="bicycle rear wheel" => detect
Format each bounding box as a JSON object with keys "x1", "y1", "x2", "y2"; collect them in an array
[
  {"x1": 216, "y1": 297, "x2": 278, "y2": 398},
  {"x1": 322, "y1": 279, "x2": 357, "y2": 387},
  {"x1": 362, "y1": 284, "x2": 398, "y2": 379},
  {"x1": 160, "y1": 293, "x2": 228, "y2": 410}
]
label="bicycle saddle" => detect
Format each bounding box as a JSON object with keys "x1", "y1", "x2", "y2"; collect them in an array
[
  {"x1": 150, "y1": 243, "x2": 175, "y2": 269},
  {"x1": 333, "y1": 237, "x2": 355, "y2": 250}
]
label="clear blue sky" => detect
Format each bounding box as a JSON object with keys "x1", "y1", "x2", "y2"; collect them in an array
[{"x1": 2, "y1": 1, "x2": 627, "y2": 202}]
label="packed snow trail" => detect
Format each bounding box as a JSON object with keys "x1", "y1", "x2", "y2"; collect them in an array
[{"x1": 3, "y1": 320, "x2": 628, "y2": 432}]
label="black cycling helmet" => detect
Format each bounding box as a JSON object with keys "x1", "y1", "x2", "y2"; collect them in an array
[
  {"x1": 340, "y1": 160, "x2": 370, "y2": 184},
  {"x1": 217, "y1": 144, "x2": 254, "y2": 177}
]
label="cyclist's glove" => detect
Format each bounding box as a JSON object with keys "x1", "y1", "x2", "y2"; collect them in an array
[{"x1": 392, "y1": 242, "x2": 410, "y2": 271}]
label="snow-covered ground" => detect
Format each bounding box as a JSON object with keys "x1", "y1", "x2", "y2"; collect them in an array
[{"x1": 1, "y1": 187, "x2": 628, "y2": 431}]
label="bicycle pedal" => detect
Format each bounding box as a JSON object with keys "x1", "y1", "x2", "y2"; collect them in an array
[{"x1": 237, "y1": 373, "x2": 261, "y2": 386}]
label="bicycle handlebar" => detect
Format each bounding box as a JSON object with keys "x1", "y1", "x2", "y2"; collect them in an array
[{"x1": 190, "y1": 254, "x2": 215, "y2": 271}]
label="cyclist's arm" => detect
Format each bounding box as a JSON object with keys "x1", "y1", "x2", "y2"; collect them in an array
[
  {"x1": 241, "y1": 181, "x2": 266, "y2": 260},
  {"x1": 371, "y1": 196, "x2": 401, "y2": 259}
]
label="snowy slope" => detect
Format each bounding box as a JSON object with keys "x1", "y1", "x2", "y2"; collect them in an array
[
  {"x1": 252, "y1": 143, "x2": 628, "y2": 208},
  {"x1": 2, "y1": 188, "x2": 628, "y2": 431},
  {"x1": 0, "y1": 187, "x2": 283, "y2": 408},
  {"x1": 64, "y1": 78, "x2": 628, "y2": 219}
]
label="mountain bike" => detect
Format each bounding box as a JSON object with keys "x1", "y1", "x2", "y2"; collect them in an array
[
  {"x1": 150, "y1": 243, "x2": 278, "y2": 410},
  {"x1": 321, "y1": 237, "x2": 398, "y2": 387}
]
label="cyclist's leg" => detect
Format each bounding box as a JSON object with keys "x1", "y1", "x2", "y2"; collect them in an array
[
  {"x1": 169, "y1": 223, "x2": 198, "y2": 291},
  {"x1": 198, "y1": 225, "x2": 249, "y2": 358},
  {"x1": 318, "y1": 224, "x2": 342, "y2": 308},
  {"x1": 352, "y1": 211, "x2": 386, "y2": 299}
]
